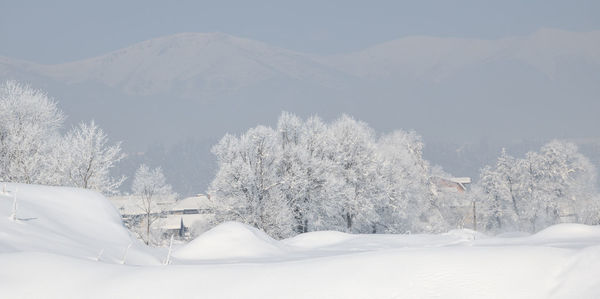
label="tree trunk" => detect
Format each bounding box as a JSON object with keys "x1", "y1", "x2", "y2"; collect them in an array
[
  {"x1": 345, "y1": 212, "x2": 352, "y2": 232},
  {"x1": 146, "y1": 211, "x2": 150, "y2": 245},
  {"x1": 472, "y1": 200, "x2": 477, "y2": 231}
]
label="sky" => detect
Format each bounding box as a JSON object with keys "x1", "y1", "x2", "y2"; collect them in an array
[{"x1": 2, "y1": 0, "x2": 600, "y2": 64}]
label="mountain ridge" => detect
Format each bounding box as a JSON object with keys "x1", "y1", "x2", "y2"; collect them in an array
[
  {"x1": 2, "y1": 29, "x2": 599, "y2": 96},
  {"x1": 1, "y1": 29, "x2": 599, "y2": 195}
]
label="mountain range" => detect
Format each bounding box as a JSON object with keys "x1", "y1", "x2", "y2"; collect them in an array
[{"x1": 2, "y1": 29, "x2": 599, "y2": 194}]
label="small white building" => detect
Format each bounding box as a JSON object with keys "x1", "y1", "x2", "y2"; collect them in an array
[
  {"x1": 109, "y1": 194, "x2": 214, "y2": 239},
  {"x1": 109, "y1": 195, "x2": 173, "y2": 217},
  {"x1": 163, "y1": 213, "x2": 214, "y2": 238},
  {"x1": 162, "y1": 194, "x2": 214, "y2": 237},
  {"x1": 433, "y1": 177, "x2": 472, "y2": 193},
  {"x1": 169, "y1": 194, "x2": 213, "y2": 215}
]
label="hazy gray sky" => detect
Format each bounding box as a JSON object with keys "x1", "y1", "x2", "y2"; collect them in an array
[{"x1": 2, "y1": 0, "x2": 600, "y2": 63}]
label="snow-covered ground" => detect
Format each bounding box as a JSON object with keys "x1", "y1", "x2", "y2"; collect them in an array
[{"x1": 1, "y1": 183, "x2": 600, "y2": 298}]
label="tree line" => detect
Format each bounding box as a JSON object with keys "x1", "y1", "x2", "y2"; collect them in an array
[
  {"x1": 0, "y1": 81, "x2": 125, "y2": 194},
  {"x1": 2, "y1": 81, "x2": 598, "y2": 240},
  {"x1": 0, "y1": 80, "x2": 178, "y2": 245},
  {"x1": 476, "y1": 143, "x2": 599, "y2": 233},
  {"x1": 211, "y1": 112, "x2": 452, "y2": 238},
  {"x1": 209, "y1": 112, "x2": 600, "y2": 238}
]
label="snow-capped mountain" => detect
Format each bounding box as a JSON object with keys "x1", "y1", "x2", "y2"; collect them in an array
[
  {"x1": 0, "y1": 29, "x2": 600, "y2": 144},
  {"x1": 2, "y1": 29, "x2": 599, "y2": 99},
  {"x1": 3, "y1": 33, "x2": 348, "y2": 97},
  {"x1": 1, "y1": 29, "x2": 599, "y2": 195},
  {"x1": 326, "y1": 29, "x2": 600, "y2": 81},
  {"x1": 327, "y1": 35, "x2": 513, "y2": 81},
  {"x1": 5, "y1": 29, "x2": 598, "y2": 99}
]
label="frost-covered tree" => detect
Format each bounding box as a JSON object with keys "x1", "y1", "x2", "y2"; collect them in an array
[
  {"x1": 274, "y1": 112, "x2": 311, "y2": 233},
  {"x1": 274, "y1": 113, "x2": 345, "y2": 233},
  {"x1": 377, "y1": 130, "x2": 446, "y2": 233},
  {"x1": 477, "y1": 149, "x2": 520, "y2": 232},
  {"x1": 324, "y1": 115, "x2": 381, "y2": 233},
  {"x1": 475, "y1": 141, "x2": 598, "y2": 233},
  {"x1": 521, "y1": 141, "x2": 597, "y2": 231},
  {"x1": 132, "y1": 164, "x2": 176, "y2": 245},
  {"x1": 50, "y1": 121, "x2": 126, "y2": 195},
  {"x1": 209, "y1": 112, "x2": 454, "y2": 237},
  {"x1": 210, "y1": 126, "x2": 294, "y2": 239},
  {"x1": 0, "y1": 81, "x2": 126, "y2": 194},
  {"x1": 0, "y1": 80, "x2": 64, "y2": 184},
  {"x1": 578, "y1": 194, "x2": 600, "y2": 225},
  {"x1": 293, "y1": 116, "x2": 339, "y2": 232}
]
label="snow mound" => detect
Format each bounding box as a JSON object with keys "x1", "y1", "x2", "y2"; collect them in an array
[
  {"x1": 495, "y1": 231, "x2": 531, "y2": 238},
  {"x1": 281, "y1": 230, "x2": 356, "y2": 249},
  {"x1": 173, "y1": 221, "x2": 287, "y2": 260},
  {"x1": 444, "y1": 228, "x2": 488, "y2": 241},
  {"x1": 0, "y1": 183, "x2": 157, "y2": 264},
  {"x1": 1, "y1": 194, "x2": 600, "y2": 298},
  {"x1": 532, "y1": 223, "x2": 600, "y2": 239}
]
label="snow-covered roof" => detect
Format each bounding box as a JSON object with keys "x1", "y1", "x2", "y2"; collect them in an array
[
  {"x1": 171, "y1": 195, "x2": 212, "y2": 211},
  {"x1": 109, "y1": 195, "x2": 176, "y2": 216},
  {"x1": 432, "y1": 177, "x2": 472, "y2": 192},
  {"x1": 448, "y1": 177, "x2": 472, "y2": 184}
]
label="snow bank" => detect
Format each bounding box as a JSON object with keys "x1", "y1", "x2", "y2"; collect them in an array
[
  {"x1": 3, "y1": 236, "x2": 600, "y2": 299},
  {"x1": 1, "y1": 183, "x2": 600, "y2": 298},
  {"x1": 173, "y1": 221, "x2": 287, "y2": 260},
  {"x1": 444, "y1": 228, "x2": 488, "y2": 241},
  {"x1": 472, "y1": 223, "x2": 600, "y2": 249},
  {"x1": 283, "y1": 229, "x2": 487, "y2": 253},
  {"x1": 281, "y1": 230, "x2": 356, "y2": 249},
  {"x1": 496, "y1": 231, "x2": 531, "y2": 238},
  {"x1": 533, "y1": 223, "x2": 600, "y2": 239},
  {"x1": 0, "y1": 183, "x2": 158, "y2": 264}
]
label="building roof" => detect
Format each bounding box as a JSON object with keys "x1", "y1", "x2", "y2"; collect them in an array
[
  {"x1": 171, "y1": 195, "x2": 212, "y2": 211},
  {"x1": 432, "y1": 176, "x2": 472, "y2": 193},
  {"x1": 109, "y1": 195, "x2": 176, "y2": 216},
  {"x1": 448, "y1": 177, "x2": 472, "y2": 184}
]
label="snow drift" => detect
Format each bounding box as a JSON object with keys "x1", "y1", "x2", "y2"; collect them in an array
[
  {"x1": 173, "y1": 221, "x2": 287, "y2": 260},
  {"x1": 1, "y1": 183, "x2": 600, "y2": 298},
  {"x1": 0, "y1": 183, "x2": 158, "y2": 264}
]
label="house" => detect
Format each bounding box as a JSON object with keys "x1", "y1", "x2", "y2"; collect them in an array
[
  {"x1": 162, "y1": 194, "x2": 214, "y2": 238},
  {"x1": 431, "y1": 177, "x2": 474, "y2": 229},
  {"x1": 163, "y1": 213, "x2": 213, "y2": 238},
  {"x1": 109, "y1": 195, "x2": 176, "y2": 228},
  {"x1": 109, "y1": 194, "x2": 214, "y2": 239},
  {"x1": 432, "y1": 177, "x2": 472, "y2": 193},
  {"x1": 168, "y1": 194, "x2": 212, "y2": 215}
]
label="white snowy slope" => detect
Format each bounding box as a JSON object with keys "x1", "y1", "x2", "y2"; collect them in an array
[
  {"x1": 2, "y1": 29, "x2": 599, "y2": 96},
  {"x1": 1, "y1": 29, "x2": 599, "y2": 160},
  {"x1": 172, "y1": 221, "x2": 289, "y2": 260},
  {"x1": 0, "y1": 183, "x2": 160, "y2": 265},
  {"x1": 1, "y1": 183, "x2": 600, "y2": 298},
  {"x1": 325, "y1": 28, "x2": 600, "y2": 81},
  {"x1": 20, "y1": 33, "x2": 346, "y2": 96}
]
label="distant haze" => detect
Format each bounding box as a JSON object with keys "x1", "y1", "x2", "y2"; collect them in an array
[
  {"x1": 2, "y1": 29, "x2": 599, "y2": 146},
  {"x1": 1, "y1": 1, "x2": 599, "y2": 194},
  {"x1": 2, "y1": 1, "x2": 600, "y2": 63}
]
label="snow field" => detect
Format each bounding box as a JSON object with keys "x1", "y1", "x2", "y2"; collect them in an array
[
  {"x1": 0, "y1": 183, "x2": 160, "y2": 264},
  {"x1": 1, "y1": 183, "x2": 600, "y2": 298},
  {"x1": 172, "y1": 221, "x2": 288, "y2": 260}
]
